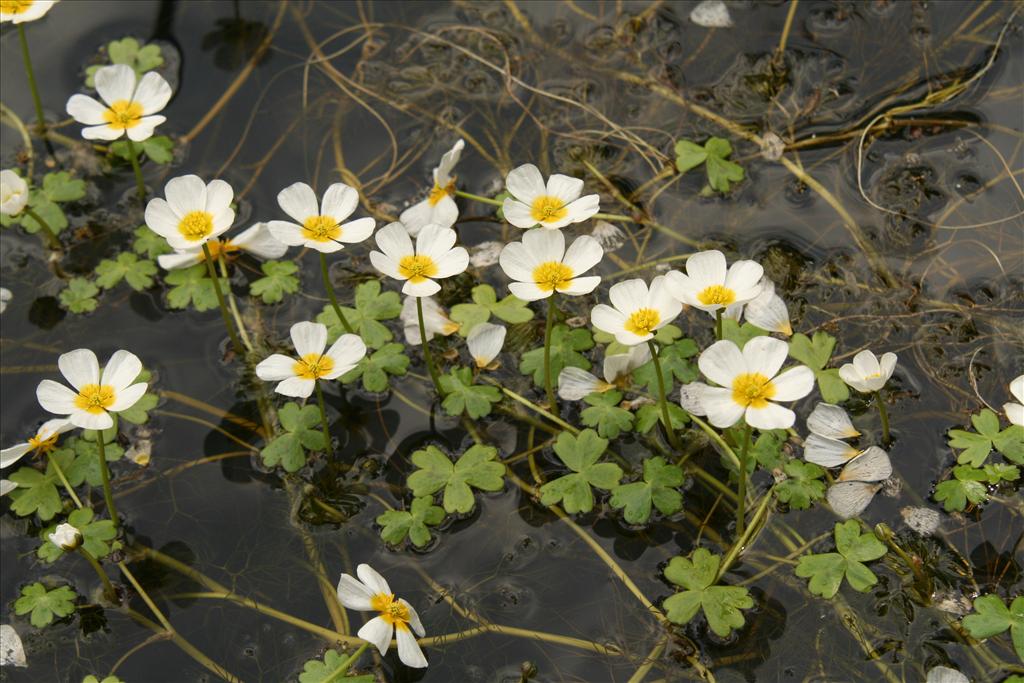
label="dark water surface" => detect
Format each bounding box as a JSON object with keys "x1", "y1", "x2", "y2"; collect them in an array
[{"x1": 2, "y1": 1, "x2": 1022, "y2": 681}]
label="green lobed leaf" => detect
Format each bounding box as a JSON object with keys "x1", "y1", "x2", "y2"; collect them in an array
[
  {"x1": 994, "y1": 424, "x2": 1024, "y2": 464},
  {"x1": 133, "y1": 225, "x2": 172, "y2": 258},
  {"x1": 317, "y1": 280, "x2": 401, "y2": 349},
  {"x1": 250, "y1": 260, "x2": 299, "y2": 304},
  {"x1": 933, "y1": 465, "x2": 991, "y2": 512},
  {"x1": 407, "y1": 444, "x2": 505, "y2": 514},
  {"x1": 663, "y1": 548, "x2": 753, "y2": 637},
  {"x1": 961, "y1": 594, "x2": 1024, "y2": 661},
  {"x1": 609, "y1": 456, "x2": 683, "y2": 524},
  {"x1": 298, "y1": 648, "x2": 374, "y2": 683},
  {"x1": 581, "y1": 390, "x2": 634, "y2": 439},
  {"x1": 14, "y1": 583, "x2": 77, "y2": 628},
  {"x1": 376, "y1": 496, "x2": 444, "y2": 548},
  {"x1": 539, "y1": 429, "x2": 622, "y2": 513},
  {"x1": 450, "y1": 284, "x2": 534, "y2": 335},
  {"x1": 41, "y1": 171, "x2": 86, "y2": 203},
  {"x1": 259, "y1": 403, "x2": 326, "y2": 472},
  {"x1": 720, "y1": 319, "x2": 768, "y2": 349},
  {"x1": 59, "y1": 278, "x2": 99, "y2": 313},
  {"x1": 94, "y1": 252, "x2": 157, "y2": 291},
  {"x1": 635, "y1": 402, "x2": 689, "y2": 434},
  {"x1": 795, "y1": 521, "x2": 887, "y2": 598},
  {"x1": 774, "y1": 460, "x2": 827, "y2": 510},
  {"x1": 340, "y1": 343, "x2": 409, "y2": 393},
  {"x1": 21, "y1": 193, "x2": 67, "y2": 234},
  {"x1": 632, "y1": 339, "x2": 699, "y2": 393},
  {"x1": 438, "y1": 367, "x2": 501, "y2": 419},
  {"x1": 165, "y1": 263, "x2": 228, "y2": 312},
  {"x1": 787, "y1": 332, "x2": 836, "y2": 370},
  {"x1": 519, "y1": 324, "x2": 593, "y2": 386}
]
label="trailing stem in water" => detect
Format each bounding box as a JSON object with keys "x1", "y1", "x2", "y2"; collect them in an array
[
  {"x1": 875, "y1": 390, "x2": 891, "y2": 446},
  {"x1": 125, "y1": 140, "x2": 147, "y2": 201},
  {"x1": 416, "y1": 296, "x2": 443, "y2": 396},
  {"x1": 544, "y1": 296, "x2": 557, "y2": 411},
  {"x1": 78, "y1": 546, "x2": 116, "y2": 602},
  {"x1": 22, "y1": 207, "x2": 60, "y2": 250},
  {"x1": 95, "y1": 436, "x2": 120, "y2": 530},
  {"x1": 314, "y1": 379, "x2": 333, "y2": 457},
  {"x1": 735, "y1": 423, "x2": 753, "y2": 536},
  {"x1": 319, "y1": 252, "x2": 355, "y2": 334},
  {"x1": 48, "y1": 453, "x2": 82, "y2": 508},
  {"x1": 647, "y1": 339, "x2": 682, "y2": 451},
  {"x1": 17, "y1": 25, "x2": 45, "y2": 133},
  {"x1": 201, "y1": 242, "x2": 244, "y2": 355}
]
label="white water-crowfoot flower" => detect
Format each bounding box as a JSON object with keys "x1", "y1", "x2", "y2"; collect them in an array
[
  {"x1": 695, "y1": 337, "x2": 814, "y2": 429},
  {"x1": 559, "y1": 345, "x2": 650, "y2": 400},
  {"x1": 157, "y1": 223, "x2": 286, "y2": 270},
  {"x1": 665, "y1": 250, "x2": 763, "y2": 315},
  {"x1": 1002, "y1": 375, "x2": 1023, "y2": 427},
  {"x1": 267, "y1": 182, "x2": 375, "y2": 254},
  {"x1": 0, "y1": 170, "x2": 28, "y2": 216},
  {"x1": 255, "y1": 322, "x2": 366, "y2": 399},
  {"x1": 145, "y1": 175, "x2": 235, "y2": 251},
  {"x1": 591, "y1": 276, "x2": 681, "y2": 346},
  {"x1": 0, "y1": 0, "x2": 58, "y2": 23},
  {"x1": 400, "y1": 139, "x2": 464, "y2": 237},
  {"x1": 336, "y1": 564, "x2": 427, "y2": 668},
  {"x1": 48, "y1": 522, "x2": 82, "y2": 551},
  {"x1": 400, "y1": 296, "x2": 459, "y2": 345},
  {"x1": 467, "y1": 323, "x2": 506, "y2": 368},
  {"x1": 1, "y1": 418, "x2": 73, "y2": 468},
  {"x1": 838, "y1": 349, "x2": 897, "y2": 393},
  {"x1": 66, "y1": 64, "x2": 171, "y2": 142},
  {"x1": 370, "y1": 222, "x2": 468, "y2": 297},
  {"x1": 499, "y1": 228, "x2": 602, "y2": 300},
  {"x1": 502, "y1": 163, "x2": 600, "y2": 229},
  {"x1": 36, "y1": 349, "x2": 148, "y2": 430}
]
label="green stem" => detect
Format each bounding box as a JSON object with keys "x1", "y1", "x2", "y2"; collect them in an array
[
  {"x1": 592, "y1": 212, "x2": 634, "y2": 221},
  {"x1": 416, "y1": 296, "x2": 443, "y2": 396},
  {"x1": 875, "y1": 390, "x2": 890, "y2": 446},
  {"x1": 454, "y1": 189, "x2": 503, "y2": 206},
  {"x1": 78, "y1": 546, "x2": 116, "y2": 603},
  {"x1": 715, "y1": 309, "x2": 724, "y2": 340},
  {"x1": 202, "y1": 242, "x2": 244, "y2": 355},
  {"x1": 544, "y1": 296, "x2": 557, "y2": 411},
  {"x1": 647, "y1": 340, "x2": 682, "y2": 451},
  {"x1": 22, "y1": 207, "x2": 60, "y2": 250},
  {"x1": 95, "y1": 436, "x2": 120, "y2": 530},
  {"x1": 48, "y1": 452, "x2": 82, "y2": 508},
  {"x1": 319, "y1": 252, "x2": 354, "y2": 334},
  {"x1": 125, "y1": 139, "x2": 146, "y2": 201},
  {"x1": 735, "y1": 423, "x2": 752, "y2": 536},
  {"x1": 17, "y1": 25, "x2": 45, "y2": 133},
  {"x1": 314, "y1": 379, "x2": 333, "y2": 457},
  {"x1": 327, "y1": 642, "x2": 368, "y2": 681}
]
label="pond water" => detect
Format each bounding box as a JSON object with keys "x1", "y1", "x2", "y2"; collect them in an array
[{"x1": 1, "y1": 1, "x2": 1022, "y2": 682}]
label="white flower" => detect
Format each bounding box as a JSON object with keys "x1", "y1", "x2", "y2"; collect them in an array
[
  {"x1": 0, "y1": 170, "x2": 29, "y2": 216},
  {"x1": 370, "y1": 222, "x2": 468, "y2": 297},
  {"x1": 501, "y1": 163, "x2": 600, "y2": 229},
  {"x1": 400, "y1": 139, "x2": 464, "y2": 237},
  {"x1": 0, "y1": 623, "x2": 27, "y2": 667},
  {"x1": 400, "y1": 296, "x2": 459, "y2": 345},
  {"x1": 558, "y1": 345, "x2": 649, "y2": 400},
  {"x1": 665, "y1": 250, "x2": 764, "y2": 314},
  {"x1": 926, "y1": 666, "x2": 969, "y2": 683},
  {"x1": 1, "y1": 418, "x2": 73, "y2": 469},
  {"x1": 336, "y1": 564, "x2": 427, "y2": 669},
  {"x1": 741, "y1": 278, "x2": 792, "y2": 336},
  {"x1": 48, "y1": 522, "x2": 82, "y2": 551},
  {"x1": 1003, "y1": 374, "x2": 1023, "y2": 427},
  {"x1": 695, "y1": 337, "x2": 814, "y2": 429},
  {"x1": 255, "y1": 322, "x2": 366, "y2": 398},
  {"x1": 803, "y1": 403, "x2": 861, "y2": 467},
  {"x1": 467, "y1": 323, "x2": 506, "y2": 368},
  {"x1": 499, "y1": 229, "x2": 602, "y2": 301},
  {"x1": 838, "y1": 350, "x2": 897, "y2": 393},
  {"x1": 66, "y1": 64, "x2": 171, "y2": 142},
  {"x1": 1, "y1": 0, "x2": 58, "y2": 24},
  {"x1": 267, "y1": 182, "x2": 375, "y2": 254},
  {"x1": 157, "y1": 223, "x2": 286, "y2": 270},
  {"x1": 0, "y1": 287, "x2": 11, "y2": 314},
  {"x1": 0, "y1": 480, "x2": 15, "y2": 497},
  {"x1": 590, "y1": 276, "x2": 681, "y2": 346},
  {"x1": 36, "y1": 349, "x2": 148, "y2": 430},
  {"x1": 145, "y1": 175, "x2": 235, "y2": 251}
]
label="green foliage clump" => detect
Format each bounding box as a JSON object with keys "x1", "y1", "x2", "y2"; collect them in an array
[
  {"x1": 407, "y1": 444, "x2": 505, "y2": 514},
  {"x1": 260, "y1": 403, "x2": 327, "y2": 472},
  {"x1": 795, "y1": 521, "x2": 887, "y2": 598},
  {"x1": 15, "y1": 583, "x2": 77, "y2": 628},
  {"x1": 538, "y1": 430, "x2": 622, "y2": 514},
  {"x1": 663, "y1": 548, "x2": 753, "y2": 637}
]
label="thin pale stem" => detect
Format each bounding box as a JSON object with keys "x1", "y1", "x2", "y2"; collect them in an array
[
  {"x1": 216, "y1": 254, "x2": 253, "y2": 351},
  {"x1": 875, "y1": 390, "x2": 891, "y2": 446},
  {"x1": 48, "y1": 452, "x2": 82, "y2": 508},
  {"x1": 454, "y1": 189, "x2": 502, "y2": 206},
  {"x1": 735, "y1": 424, "x2": 753, "y2": 536},
  {"x1": 95, "y1": 436, "x2": 120, "y2": 530},
  {"x1": 314, "y1": 379, "x2": 333, "y2": 457},
  {"x1": 319, "y1": 252, "x2": 354, "y2": 334},
  {"x1": 22, "y1": 207, "x2": 60, "y2": 250},
  {"x1": 647, "y1": 340, "x2": 682, "y2": 451},
  {"x1": 544, "y1": 296, "x2": 557, "y2": 410},
  {"x1": 331, "y1": 642, "x2": 368, "y2": 680},
  {"x1": 125, "y1": 140, "x2": 146, "y2": 200},
  {"x1": 715, "y1": 308, "x2": 724, "y2": 340},
  {"x1": 17, "y1": 25, "x2": 45, "y2": 132},
  {"x1": 78, "y1": 547, "x2": 116, "y2": 603},
  {"x1": 416, "y1": 296, "x2": 444, "y2": 396},
  {"x1": 202, "y1": 242, "x2": 244, "y2": 355}
]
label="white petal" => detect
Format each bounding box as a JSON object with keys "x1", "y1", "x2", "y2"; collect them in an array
[
  {"x1": 724, "y1": 260, "x2": 764, "y2": 296},
  {"x1": 827, "y1": 481, "x2": 881, "y2": 519},
  {"x1": 1006, "y1": 402, "x2": 1024, "y2": 427},
  {"x1": 164, "y1": 175, "x2": 207, "y2": 216},
  {"x1": 926, "y1": 666, "x2": 969, "y2": 683},
  {"x1": 852, "y1": 350, "x2": 881, "y2": 379},
  {"x1": 559, "y1": 275, "x2": 601, "y2": 296},
  {"x1": 256, "y1": 354, "x2": 297, "y2": 382},
  {"x1": 432, "y1": 248, "x2": 469, "y2": 279},
  {"x1": 508, "y1": 281, "x2": 550, "y2": 301},
  {"x1": 502, "y1": 198, "x2": 537, "y2": 229},
  {"x1": 59, "y1": 349, "x2": 100, "y2": 390},
  {"x1": 741, "y1": 336, "x2": 789, "y2": 378},
  {"x1": 803, "y1": 434, "x2": 859, "y2": 467},
  {"x1": 702, "y1": 386, "x2": 745, "y2": 428},
  {"x1": 561, "y1": 235, "x2": 603, "y2": 276},
  {"x1": 66, "y1": 94, "x2": 107, "y2": 125},
  {"x1": 545, "y1": 173, "x2": 584, "y2": 203},
  {"x1": 204, "y1": 179, "x2": 234, "y2": 217},
  {"x1": 370, "y1": 251, "x2": 403, "y2": 280},
  {"x1": 399, "y1": 200, "x2": 434, "y2": 237},
  {"x1": 125, "y1": 115, "x2": 162, "y2": 144},
  {"x1": 335, "y1": 573, "x2": 374, "y2": 610},
  {"x1": 273, "y1": 376, "x2": 315, "y2": 398},
  {"x1": 603, "y1": 345, "x2": 650, "y2": 383},
  {"x1": 145, "y1": 198, "x2": 182, "y2": 239},
  {"x1": 685, "y1": 250, "x2": 727, "y2": 288},
  {"x1": 690, "y1": 0, "x2": 733, "y2": 27},
  {"x1": 0, "y1": 443, "x2": 32, "y2": 469},
  {"x1": 505, "y1": 163, "x2": 546, "y2": 203},
  {"x1": 468, "y1": 323, "x2": 506, "y2": 367},
  {"x1": 290, "y1": 321, "x2": 327, "y2": 358},
  {"x1": 807, "y1": 403, "x2": 860, "y2": 439},
  {"x1": 357, "y1": 617, "x2": 394, "y2": 656},
  {"x1": 276, "y1": 182, "x2": 319, "y2": 223},
  {"x1": 109, "y1": 383, "x2": 148, "y2": 412},
  {"x1": 81, "y1": 124, "x2": 124, "y2": 141},
  {"x1": 36, "y1": 380, "x2": 78, "y2": 415},
  {"x1": 403, "y1": 278, "x2": 441, "y2": 298},
  {"x1": 404, "y1": 600, "x2": 426, "y2": 637},
  {"x1": 838, "y1": 446, "x2": 891, "y2": 482},
  {"x1": 231, "y1": 223, "x2": 288, "y2": 260},
  {"x1": 561, "y1": 194, "x2": 600, "y2": 225},
  {"x1": 770, "y1": 365, "x2": 814, "y2": 401},
  {"x1": 100, "y1": 350, "x2": 142, "y2": 390},
  {"x1": 0, "y1": 480, "x2": 16, "y2": 496},
  {"x1": 590, "y1": 304, "x2": 627, "y2": 337},
  {"x1": 649, "y1": 276, "x2": 683, "y2": 324},
  {"x1": 878, "y1": 352, "x2": 898, "y2": 382},
  {"x1": 745, "y1": 402, "x2": 796, "y2": 430},
  {"x1": 415, "y1": 224, "x2": 457, "y2": 261},
  {"x1": 1010, "y1": 375, "x2": 1024, "y2": 404},
  {"x1": 558, "y1": 367, "x2": 606, "y2": 400},
  {"x1": 698, "y1": 340, "x2": 743, "y2": 387},
  {"x1": 337, "y1": 217, "x2": 375, "y2": 244},
  {"x1": 320, "y1": 183, "x2": 358, "y2": 223},
  {"x1": 157, "y1": 250, "x2": 201, "y2": 270},
  {"x1": 266, "y1": 220, "x2": 305, "y2": 247},
  {"x1": 69, "y1": 409, "x2": 113, "y2": 431},
  {"x1": 356, "y1": 564, "x2": 392, "y2": 595},
  {"x1": 498, "y1": 241, "x2": 539, "y2": 282},
  {"x1": 133, "y1": 71, "x2": 172, "y2": 115},
  {"x1": 396, "y1": 626, "x2": 428, "y2": 668},
  {"x1": 0, "y1": 623, "x2": 27, "y2": 667},
  {"x1": 678, "y1": 382, "x2": 712, "y2": 416},
  {"x1": 609, "y1": 278, "x2": 649, "y2": 316},
  {"x1": 375, "y1": 222, "x2": 414, "y2": 262},
  {"x1": 434, "y1": 139, "x2": 464, "y2": 186},
  {"x1": 94, "y1": 64, "x2": 136, "y2": 106},
  {"x1": 744, "y1": 290, "x2": 791, "y2": 336},
  {"x1": 323, "y1": 334, "x2": 367, "y2": 378}
]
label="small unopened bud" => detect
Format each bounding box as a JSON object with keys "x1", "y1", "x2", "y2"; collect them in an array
[
  {"x1": 48, "y1": 523, "x2": 83, "y2": 551},
  {"x1": 520, "y1": 661, "x2": 538, "y2": 679},
  {"x1": 873, "y1": 522, "x2": 894, "y2": 543}
]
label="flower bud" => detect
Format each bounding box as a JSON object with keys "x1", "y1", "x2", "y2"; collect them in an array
[{"x1": 48, "y1": 522, "x2": 83, "y2": 551}]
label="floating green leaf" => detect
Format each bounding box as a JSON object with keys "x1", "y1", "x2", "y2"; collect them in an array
[
  {"x1": 520, "y1": 324, "x2": 593, "y2": 386},
  {"x1": 341, "y1": 343, "x2": 409, "y2": 393},
  {"x1": 933, "y1": 465, "x2": 991, "y2": 512},
  {"x1": 961, "y1": 594, "x2": 1024, "y2": 661},
  {"x1": 632, "y1": 339, "x2": 699, "y2": 393},
  {"x1": 663, "y1": 548, "x2": 753, "y2": 637},
  {"x1": 377, "y1": 496, "x2": 444, "y2": 548},
  {"x1": 298, "y1": 648, "x2": 374, "y2": 683},
  {"x1": 86, "y1": 36, "x2": 164, "y2": 87},
  {"x1": 317, "y1": 280, "x2": 401, "y2": 349},
  {"x1": 674, "y1": 137, "x2": 745, "y2": 193},
  {"x1": 581, "y1": 390, "x2": 634, "y2": 439},
  {"x1": 118, "y1": 391, "x2": 158, "y2": 425},
  {"x1": 95, "y1": 252, "x2": 157, "y2": 291},
  {"x1": 14, "y1": 583, "x2": 77, "y2": 628},
  {"x1": 774, "y1": 460, "x2": 827, "y2": 510},
  {"x1": 260, "y1": 403, "x2": 326, "y2": 472},
  {"x1": 720, "y1": 319, "x2": 768, "y2": 350},
  {"x1": 949, "y1": 410, "x2": 1022, "y2": 467},
  {"x1": 795, "y1": 520, "x2": 887, "y2": 598},
  {"x1": 133, "y1": 225, "x2": 172, "y2": 258},
  {"x1": 59, "y1": 278, "x2": 99, "y2": 313},
  {"x1": 41, "y1": 171, "x2": 86, "y2": 203},
  {"x1": 407, "y1": 444, "x2": 505, "y2": 514},
  {"x1": 538, "y1": 430, "x2": 622, "y2": 514},
  {"x1": 250, "y1": 260, "x2": 299, "y2": 304},
  {"x1": 439, "y1": 367, "x2": 501, "y2": 419},
  {"x1": 635, "y1": 402, "x2": 689, "y2": 434},
  {"x1": 788, "y1": 332, "x2": 849, "y2": 404},
  {"x1": 450, "y1": 284, "x2": 533, "y2": 335},
  {"x1": 165, "y1": 264, "x2": 227, "y2": 312},
  {"x1": 63, "y1": 436, "x2": 124, "y2": 488},
  {"x1": 110, "y1": 136, "x2": 174, "y2": 164},
  {"x1": 610, "y1": 456, "x2": 683, "y2": 524}
]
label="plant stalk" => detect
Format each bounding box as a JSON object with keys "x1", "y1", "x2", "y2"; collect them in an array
[
  {"x1": 454, "y1": 189, "x2": 502, "y2": 206},
  {"x1": 125, "y1": 140, "x2": 146, "y2": 200},
  {"x1": 647, "y1": 340, "x2": 682, "y2": 450},
  {"x1": 875, "y1": 390, "x2": 891, "y2": 446},
  {"x1": 544, "y1": 296, "x2": 557, "y2": 410},
  {"x1": 319, "y1": 252, "x2": 354, "y2": 334},
  {"x1": 416, "y1": 296, "x2": 443, "y2": 396},
  {"x1": 202, "y1": 242, "x2": 244, "y2": 355},
  {"x1": 735, "y1": 423, "x2": 753, "y2": 536},
  {"x1": 48, "y1": 452, "x2": 83, "y2": 508},
  {"x1": 17, "y1": 25, "x2": 45, "y2": 133},
  {"x1": 22, "y1": 207, "x2": 60, "y2": 249},
  {"x1": 78, "y1": 546, "x2": 117, "y2": 603},
  {"x1": 314, "y1": 379, "x2": 333, "y2": 457},
  {"x1": 95, "y1": 435, "x2": 120, "y2": 529},
  {"x1": 715, "y1": 308, "x2": 724, "y2": 340}
]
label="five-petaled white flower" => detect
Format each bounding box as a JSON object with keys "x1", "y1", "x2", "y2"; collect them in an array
[
  {"x1": 1, "y1": 0, "x2": 58, "y2": 24},
  {"x1": 66, "y1": 64, "x2": 171, "y2": 142},
  {"x1": 467, "y1": 322, "x2": 506, "y2": 368},
  {"x1": 267, "y1": 182, "x2": 375, "y2": 254},
  {"x1": 558, "y1": 345, "x2": 650, "y2": 400},
  {"x1": 838, "y1": 350, "x2": 897, "y2": 394},
  {"x1": 0, "y1": 170, "x2": 29, "y2": 216},
  {"x1": 255, "y1": 322, "x2": 366, "y2": 398},
  {"x1": 1, "y1": 418, "x2": 73, "y2": 469},
  {"x1": 665, "y1": 250, "x2": 764, "y2": 315},
  {"x1": 1004, "y1": 375, "x2": 1023, "y2": 427},
  {"x1": 48, "y1": 522, "x2": 82, "y2": 551},
  {"x1": 498, "y1": 228, "x2": 602, "y2": 301},
  {"x1": 336, "y1": 563, "x2": 427, "y2": 669},
  {"x1": 157, "y1": 223, "x2": 286, "y2": 270},
  {"x1": 370, "y1": 222, "x2": 468, "y2": 297},
  {"x1": 400, "y1": 296, "x2": 460, "y2": 345},
  {"x1": 590, "y1": 276, "x2": 681, "y2": 346},
  {"x1": 36, "y1": 349, "x2": 148, "y2": 430},
  {"x1": 695, "y1": 337, "x2": 814, "y2": 429},
  {"x1": 400, "y1": 139, "x2": 464, "y2": 237},
  {"x1": 145, "y1": 175, "x2": 235, "y2": 251},
  {"x1": 501, "y1": 163, "x2": 600, "y2": 229}
]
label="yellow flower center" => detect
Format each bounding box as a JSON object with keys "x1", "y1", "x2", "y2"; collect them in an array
[
  {"x1": 624, "y1": 308, "x2": 661, "y2": 336},
  {"x1": 27, "y1": 431, "x2": 59, "y2": 454},
  {"x1": 74, "y1": 384, "x2": 116, "y2": 414},
  {"x1": 530, "y1": 195, "x2": 568, "y2": 223},
  {"x1": 302, "y1": 215, "x2": 342, "y2": 242},
  {"x1": 532, "y1": 261, "x2": 574, "y2": 292},
  {"x1": 427, "y1": 180, "x2": 456, "y2": 207},
  {"x1": 102, "y1": 99, "x2": 144, "y2": 131},
  {"x1": 398, "y1": 254, "x2": 439, "y2": 283},
  {"x1": 696, "y1": 284, "x2": 736, "y2": 306},
  {"x1": 203, "y1": 239, "x2": 240, "y2": 261},
  {"x1": 178, "y1": 210, "x2": 214, "y2": 241},
  {"x1": 370, "y1": 593, "x2": 412, "y2": 630},
  {"x1": 1, "y1": 0, "x2": 35, "y2": 15},
  {"x1": 731, "y1": 373, "x2": 776, "y2": 409},
  {"x1": 292, "y1": 353, "x2": 335, "y2": 380}
]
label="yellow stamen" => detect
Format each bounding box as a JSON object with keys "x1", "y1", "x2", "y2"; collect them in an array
[
  {"x1": 0, "y1": 0, "x2": 34, "y2": 14},
  {"x1": 530, "y1": 195, "x2": 568, "y2": 223},
  {"x1": 102, "y1": 99, "x2": 144, "y2": 131},
  {"x1": 624, "y1": 308, "x2": 661, "y2": 336},
  {"x1": 532, "y1": 261, "x2": 574, "y2": 292},
  {"x1": 370, "y1": 593, "x2": 411, "y2": 629},
  {"x1": 74, "y1": 384, "x2": 116, "y2": 414},
  {"x1": 178, "y1": 210, "x2": 214, "y2": 241},
  {"x1": 427, "y1": 181, "x2": 456, "y2": 207},
  {"x1": 697, "y1": 284, "x2": 736, "y2": 306},
  {"x1": 302, "y1": 215, "x2": 342, "y2": 242},
  {"x1": 731, "y1": 373, "x2": 776, "y2": 409},
  {"x1": 398, "y1": 254, "x2": 438, "y2": 284},
  {"x1": 292, "y1": 353, "x2": 335, "y2": 380},
  {"x1": 203, "y1": 239, "x2": 240, "y2": 261},
  {"x1": 27, "y1": 432, "x2": 59, "y2": 454}
]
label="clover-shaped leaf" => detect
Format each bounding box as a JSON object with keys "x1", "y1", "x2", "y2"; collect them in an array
[
  {"x1": 720, "y1": 318, "x2": 768, "y2": 350},
  {"x1": 949, "y1": 410, "x2": 1023, "y2": 467},
  {"x1": 377, "y1": 496, "x2": 444, "y2": 548},
  {"x1": 165, "y1": 264, "x2": 227, "y2": 312},
  {"x1": 933, "y1": 465, "x2": 991, "y2": 512},
  {"x1": 675, "y1": 137, "x2": 745, "y2": 194},
  {"x1": 259, "y1": 402, "x2": 326, "y2": 472},
  {"x1": 41, "y1": 171, "x2": 86, "y2": 203},
  {"x1": 38, "y1": 508, "x2": 116, "y2": 563},
  {"x1": 788, "y1": 332, "x2": 850, "y2": 404},
  {"x1": 298, "y1": 648, "x2": 374, "y2": 683},
  {"x1": 95, "y1": 252, "x2": 157, "y2": 291},
  {"x1": 610, "y1": 456, "x2": 683, "y2": 524},
  {"x1": 632, "y1": 339, "x2": 699, "y2": 393},
  {"x1": 111, "y1": 136, "x2": 174, "y2": 164},
  {"x1": 538, "y1": 429, "x2": 622, "y2": 513},
  {"x1": 133, "y1": 226, "x2": 172, "y2": 259},
  {"x1": 774, "y1": 460, "x2": 827, "y2": 510},
  {"x1": 663, "y1": 548, "x2": 753, "y2": 637},
  {"x1": 59, "y1": 278, "x2": 99, "y2": 314},
  {"x1": 581, "y1": 390, "x2": 634, "y2": 439},
  {"x1": 341, "y1": 343, "x2": 409, "y2": 393},
  {"x1": 450, "y1": 284, "x2": 533, "y2": 336},
  {"x1": 635, "y1": 402, "x2": 689, "y2": 434},
  {"x1": 795, "y1": 521, "x2": 887, "y2": 598},
  {"x1": 63, "y1": 436, "x2": 124, "y2": 488},
  {"x1": 317, "y1": 280, "x2": 401, "y2": 349},
  {"x1": 407, "y1": 444, "x2": 505, "y2": 514},
  {"x1": 961, "y1": 594, "x2": 1024, "y2": 661},
  {"x1": 250, "y1": 260, "x2": 299, "y2": 304},
  {"x1": 14, "y1": 583, "x2": 77, "y2": 628},
  {"x1": 520, "y1": 324, "x2": 593, "y2": 386},
  {"x1": 439, "y1": 367, "x2": 501, "y2": 419}
]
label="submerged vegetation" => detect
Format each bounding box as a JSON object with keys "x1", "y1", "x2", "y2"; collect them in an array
[{"x1": 1, "y1": 1, "x2": 1022, "y2": 681}]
